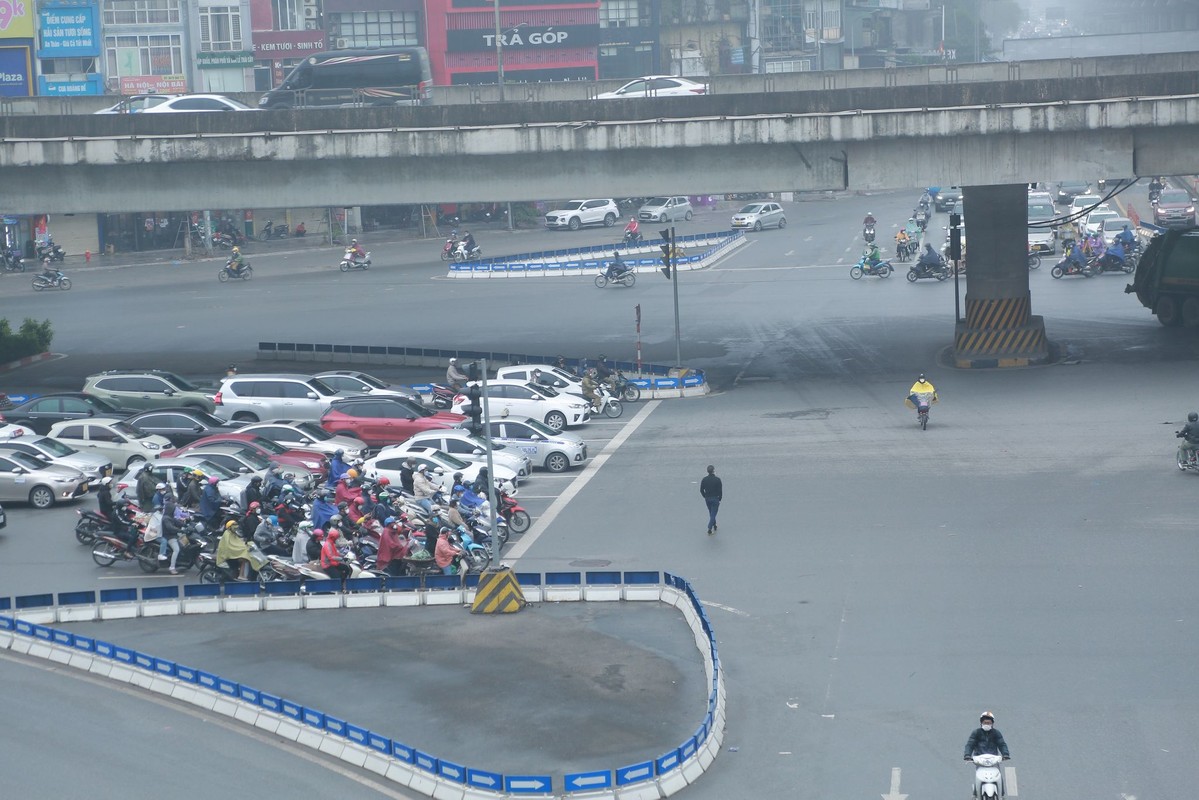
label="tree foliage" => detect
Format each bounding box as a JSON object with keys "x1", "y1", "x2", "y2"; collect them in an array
[{"x1": 0, "y1": 318, "x2": 54, "y2": 362}]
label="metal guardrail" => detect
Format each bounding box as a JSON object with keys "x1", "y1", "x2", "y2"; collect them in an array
[{"x1": 0, "y1": 570, "x2": 724, "y2": 799}]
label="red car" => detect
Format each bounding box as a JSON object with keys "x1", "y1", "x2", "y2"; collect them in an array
[
  {"x1": 161, "y1": 433, "x2": 328, "y2": 477},
  {"x1": 320, "y1": 396, "x2": 465, "y2": 448}
]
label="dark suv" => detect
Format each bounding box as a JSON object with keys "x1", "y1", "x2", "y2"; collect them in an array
[
  {"x1": 1153, "y1": 189, "x2": 1197, "y2": 228},
  {"x1": 84, "y1": 370, "x2": 215, "y2": 413},
  {"x1": 934, "y1": 187, "x2": 963, "y2": 212}
]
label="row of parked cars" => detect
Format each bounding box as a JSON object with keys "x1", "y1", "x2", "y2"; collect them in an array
[{"x1": 0, "y1": 365, "x2": 596, "y2": 509}]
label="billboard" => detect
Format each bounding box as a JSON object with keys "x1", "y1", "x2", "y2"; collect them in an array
[
  {"x1": 119, "y1": 74, "x2": 187, "y2": 94},
  {"x1": 38, "y1": 74, "x2": 103, "y2": 94},
  {"x1": 0, "y1": 44, "x2": 31, "y2": 95},
  {"x1": 0, "y1": 0, "x2": 35, "y2": 39},
  {"x1": 251, "y1": 29, "x2": 327, "y2": 59},
  {"x1": 37, "y1": 2, "x2": 100, "y2": 58},
  {"x1": 446, "y1": 24, "x2": 600, "y2": 53}
]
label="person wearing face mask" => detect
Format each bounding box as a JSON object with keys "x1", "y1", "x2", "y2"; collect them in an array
[{"x1": 964, "y1": 711, "x2": 1010, "y2": 763}]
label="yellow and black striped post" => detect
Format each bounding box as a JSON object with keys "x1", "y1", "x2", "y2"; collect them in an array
[{"x1": 471, "y1": 566, "x2": 527, "y2": 614}]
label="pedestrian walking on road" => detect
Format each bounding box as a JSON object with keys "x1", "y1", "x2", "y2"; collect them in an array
[{"x1": 700, "y1": 465, "x2": 722, "y2": 535}]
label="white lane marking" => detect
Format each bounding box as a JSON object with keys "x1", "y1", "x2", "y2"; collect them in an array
[
  {"x1": 719, "y1": 263, "x2": 848, "y2": 272},
  {"x1": 785, "y1": 249, "x2": 796, "y2": 256},
  {"x1": 881, "y1": 767, "x2": 908, "y2": 800},
  {"x1": 504, "y1": 401, "x2": 660, "y2": 562},
  {"x1": 1005, "y1": 766, "x2": 1018, "y2": 797},
  {"x1": 701, "y1": 600, "x2": 750, "y2": 617}
]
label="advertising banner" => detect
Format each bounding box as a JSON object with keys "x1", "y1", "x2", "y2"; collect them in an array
[
  {"x1": 37, "y1": 2, "x2": 99, "y2": 57},
  {"x1": 0, "y1": 44, "x2": 31, "y2": 95},
  {"x1": 196, "y1": 50, "x2": 254, "y2": 68},
  {"x1": 119, "y1": 74, "x2": 187, "y2": 94},
  {"x1": 0, "y1": 0, "x2": 34, "y2": 39},
  {"x1": 251, "y1": 29, "x2": 327, "y2": 59},
  {"x1": 38, "y1": 73, "x2": 103, "y2": 94},
  {"x1": 452, "y1": 0, "x2": 594, "y2": 7},
  {"x1": 446, "y1": 24, "x2": 600, "y2": 53}
]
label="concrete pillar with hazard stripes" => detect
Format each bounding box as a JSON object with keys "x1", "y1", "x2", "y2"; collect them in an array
[
  {"x1": 954, "y1": 183, "x2": 1050, "y2": 368},
  {"x1": 471, "y1": 566, "x2": 527, "y2": 614}
]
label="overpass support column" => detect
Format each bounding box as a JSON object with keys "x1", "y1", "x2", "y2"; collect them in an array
[{"x1": 954, "y1": 184, "x2": 1049, "y2": 368}]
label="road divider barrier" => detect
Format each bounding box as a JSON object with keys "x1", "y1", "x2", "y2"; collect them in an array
[
  {"x1": 445, "y1": 230, "x2": 745, "y2": 279},
  {"x1": 255, "y1": 346, "x2": 710, "y2": 399},
  {"x1": 1, "y1": 570, "x2": 724, "y2": 800}
]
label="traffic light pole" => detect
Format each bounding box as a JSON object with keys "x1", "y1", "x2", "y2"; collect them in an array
[
  {"x1": 660, "y1": 226, "x2": 683, "y2": 368},
  {"x1": 478, "y1": 359, "x2": 500, "y2": 567}
]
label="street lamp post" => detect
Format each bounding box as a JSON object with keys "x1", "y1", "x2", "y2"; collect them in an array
[{"x1": 493, "y1": 0, "x2": 506, "y2": 102}]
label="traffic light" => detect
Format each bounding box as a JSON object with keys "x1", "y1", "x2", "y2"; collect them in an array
[
  {"x1": 659, "y1": 228, "x2": 672, "y2": 279},
  {"x1": 467, "y1": 361, "x2": 480, "y2": 382},
  {"x1": 466, "y1": 384, "x2": 483, "y2": 432},
  {"x1": 949, "y1": 213, "x2": 962, "y2": 261}
]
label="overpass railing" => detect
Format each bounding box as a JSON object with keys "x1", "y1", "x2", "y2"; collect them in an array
[{"x1": 0, "y1": 570, "x2": 724, "y2": 799}]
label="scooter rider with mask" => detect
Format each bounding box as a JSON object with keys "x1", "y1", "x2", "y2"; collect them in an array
[
  {"x1": 915, "y1": 243, "x2": 942, "y2": 276},
  {"x1": 964, "y1": 710, "x2": 1010, "y2": 798},
  {"x1": 227, "y1": 246, "x2": 247, "y2": 277}
]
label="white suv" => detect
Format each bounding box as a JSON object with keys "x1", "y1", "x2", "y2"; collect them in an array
[
  {"x1": 451, "y1": 380, "x2": 589, "y2": 431},
  {"x1": 544, "y1": 199, "x2": 620, "y2": 231}
]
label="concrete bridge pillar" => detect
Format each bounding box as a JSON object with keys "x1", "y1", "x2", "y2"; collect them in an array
[{"x1": 954, "y1": 184, "x2": 1050, "y2": 368}]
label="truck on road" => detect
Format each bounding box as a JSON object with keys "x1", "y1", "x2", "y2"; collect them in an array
[{"x1": 1125, "y1": 228, "x2": 1199, "y2": 327}]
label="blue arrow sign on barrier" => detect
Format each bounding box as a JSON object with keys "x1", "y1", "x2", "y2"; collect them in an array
[
  {"x1": 564, "y1": 770, "x2": 612, "y2": 791},
  {"x1": 467, "y1": 768, "x2": 502, "y2": 789},
  {"x1": 5, "y1": 395, "x2": 29, "y2": 404},
  {"x1": 505, "y1": 775, "x2": 552, "y2": 794},
  {"x1": 616, "y1": 761, "x2": 654, "y2": 785}
]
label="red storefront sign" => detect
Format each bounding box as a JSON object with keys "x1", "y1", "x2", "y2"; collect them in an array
[
  {"x1": 120, "y1": 74, "x2": 187, "y2": 95},
  {"x1": 251, "y1": 30, "x2": 327, "y2": 59}
]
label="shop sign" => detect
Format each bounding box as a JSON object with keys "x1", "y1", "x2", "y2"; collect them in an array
[
  {"x1": 0, "y1": 45, "x2": 31, "y2": 96},
  {"x1": 446, "y1": 24, "x2": 600, "y2": 53},
  {"x1": 119, "y1": 73, "x2": 187, "y2": 94},
  {"x1": 252, "y1": 29, "x2": 326, "y2": 58},
  {"x1": 196, "y1": 50, "x2": 254, "y2": 68},
  {"x1": 0, "y1": 0, "x2": 34, "y2": 39},
  {"x1": 37, "y1": 3, "x2": 99, "y2": 57}
]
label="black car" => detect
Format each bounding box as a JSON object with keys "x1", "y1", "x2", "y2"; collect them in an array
[
  {"x1": 0, "y1": 392, "x2": 133, "y2": 435},
  {"x1": 934, "y1": 186, "x2": 963, "y2": 212},
  {"x1": 122, "y1": 407, "x2": 246, "y2": 447}
]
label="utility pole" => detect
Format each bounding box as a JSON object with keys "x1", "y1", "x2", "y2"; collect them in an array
[
  {"x1": 493, "y1": 0, "x2": 505, "y2": 102},
  {"x1": 658, "y1": 227, "x2": 683, "y2": 368}
]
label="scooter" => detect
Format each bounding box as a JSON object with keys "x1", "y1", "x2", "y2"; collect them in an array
[
  {"x1": 622, "y1": 229, "x2": 643, "y2": 247},
  {"x1": 92, "y1": 530, "x2": 158, "y2": 572},
  {"x1": 496, "y1": 489, "x2": 530, "y2": 534},
  {"x1": 850, "y1": 255, "x2": 893, "y2": 280},
  {"x1": 440, "y1": 238, "x2": 457, "y2": 262},
  {"x1": 428, "y1": 383, "x2": 457, "y2": 410},
  {"x1": 36, "y1": 238, "x2": 65, "y2": 262},
  {"x1": 588, "y1": 384, "x2": 623, "y2": 419},
  {"x1": 969, "y1": 753, "x2": 1006, "y2": 798},
  {"x1": 863, "y1": 225, "x2": 876, "y2": 243},
  {"x1": 197, "y1": 543, "x2": 278, "y2": 585},
  {"x1": 454, "y1": 240, "x2": 482, "y2": 261},
  {"x1": 339, "y1": 248, "x2": 371, "y2": 271},
  {"x1": 1176, "y1": 433, "x2": 1199, "y2": 473},
  {"x1": 609, "y1": 371, "x2": 641, "y2": 402},
  {"x1": 907, "y1": 257, "x2": 950, "y2": 282},
  {"x1": 75, "y1": 503, "x2": 138, "y2": 546},
  {"x1": 218, "y1": 260, "x2": 253, "y2": 282},
  {"x1": 2, "y1": 250, "x2": 26, "y2": 272},
  {"x1": 32, "y1": 269, "x2": 71, "y2": 291},
  {"x1": 1050, "y1": 256, "x2": 1094, "y2": 279},
  {"x1": 259, "y1": 219, "x2": 289, "y2": 240},
  {"x1": 595, "y1": 265, "x2": 636, "y2": 288}
]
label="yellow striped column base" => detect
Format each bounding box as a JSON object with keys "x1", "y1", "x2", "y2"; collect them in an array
[
  {"x1": 470, "y1": 566, "x2": 527, "y2": 614},
  {"x1": 954, "y1": 315, "x2": 1050, "y2": 368}
]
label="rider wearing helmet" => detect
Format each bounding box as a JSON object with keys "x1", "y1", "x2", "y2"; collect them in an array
[
  {"x1": 604, "y1": 251, "x2": 628, "y2": 281},
  {"x1": 199, "y1": 475, "x2": 222, "y2": 525},
  {"x1": 228, "y1": 245, "x2": 246, "y2": 277},
  {"x1": 1177, "y1": 411, "x2": 1199, "y2": 464},
  {"x1": 863, "y1": 212, "x2": 877, "y2": 228},
  {"x1": 906, "y1": 373, "x2": 938, "y2": 410},
  {"x1": 964, "y1": 711, "x2": 1010, "y2": 760},
  {"x1": 327, "y1": 448, "x2": 351, "y2": 487},
  {"x1": 335, "y1": 468, "x2": 362, "y2": 506},
  {"x1": 447, "y1": 357, "x2": 469, "y2": 388},
  {"x1": 461, "y1": 230, "x2": 477, "y2": 256},
  {"x1": 349, "y1": 238, "x2": 366, "y2": 262},
  {"x1": 320, "y1": 528, "x2": 352, "y2": 581}
]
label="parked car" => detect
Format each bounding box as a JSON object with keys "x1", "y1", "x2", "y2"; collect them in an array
[
  {"x1": 1153, "y1": 189, "x2": 1197, "y2": 227},
  {"x1": 313, "y1": 371, "x2": 422, "y2": 404},
  {"x1": 160, "y1": 433, "x2": 328, "y2": 478},
  {"x1": 95, "y1": 93, "x2": 258, "y2": 114},
  {"x1": 594, "y1": 76, "x2": 706, "y2": 100},
  {"x1": 0, "y1": 501, "x2": 6, "y2": 528},
  {"x1": 84, "y1": 370, "x2": 216, "y2": 413},
  {"x1": 0, "y1": 435, "x2": 112, "y2": 482},
  {"x1": 235, "y1": 420, "x2": 367, "y2": 460},
  {"x1": 0, "y1": 423, "x2": 34, "y2": 439},
  {"x1": 122, "y1": 408, "x2": 246, "y2": 447},
  {"x1": 0, "y1": 449, "x2": 89, "y2": 509},
  {"x1": 119, "y1": 459, "x2": 251, "y2": 506},
  {"x1": 638, "y1": 196, "x2": 693, "y2": 223},
  {"x1": 934, "y1": 187, "x2": 963, "y2": 212},
  {"x1": 0, "y1": 392, "x2": 133, "y2": 435},
  {"x1": 172, "y1": 443, "x2": 317, "y2": 491},
  {"x1": 213, "y1": 373, "x2": 341, "y2": 422},
  {"x1": 451, "y1": 380, "x2": 589, "y2": 431},
  {"x1": 543, "y1": 199, "x2": 620, "y2": 231},
  {"x1": 320, "y1": 396, "x2": 465, "y2": 448},
  {"x1": 47, "y1": 418, "x2": 172, "y2": 471},
  {"x1": 731, "y1": 202, "x2": 787, "y2": 231},
  {"x1": 364, "y1": 446, "x2": 517, "y2": 495},
  {"x1": 468, "y1": 418, "x2": 587, "y2": 473},
  {"x1": 495, "y1": 364, "x2": 584, "y2": 397},
  {"x1": 400, "y1": 429, "x2": 532, "y2": 477}
]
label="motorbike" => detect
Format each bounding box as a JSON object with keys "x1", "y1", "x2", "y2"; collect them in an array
[
  {"x1": 595, "y1": 265, "x2": 636, "y2": 289},
  {"x1": 609, "y1": 371, "x2": 641, "y2": 402},
  {"x1": 428, "y1": 383, "x2": 457, "y2": 410},
  {"x1": 36, "y1": 238, "x2": 65, "y2": 263},
  {"x1": 863, "y1": 225, "x2": 876, "y2": 243},
  {"x1": 218, "y1": 260, "x2": 253, "y2": 282},
  {"x1": 259, "y1": 219, "x2": 289, "y2": 240},
  {"x1": 32, "y1": 269, "x2": 71, "y2": 291},
  {"x1": 1091, "y1": 253, "x2": 1135, "y2": 275},
  {"x1": 1149, "y1": 185, "x2": 1163, "y2": 205},
  {"x1": 1027, "y1": 252, "x2": 1041, "y2": 270},
  {"x1": 907, "y1": 256, "x2": 950, "y2": 282},
  {"x1": 588, "y1": 384, "x2": 624, "y2": 419},
  {"x1": 440, "y1": 237, "x2": 457, "y2": 261},
  {"x1": 1176, "y1": 433, "x2": 1199, "y2": 473},
  {"x1": 895, "y1": 240, "x2": 916, "y2": 262},
  {"x1": 211, "y1": 232, "x2": 236, "y2": 250},
  {"x1": 969, "y1": 753, "x2": 1006, "y2": 799},
  {"x1": 454, "y1": 240, "x2": 482, "y2": 261},
  {"x1": 496, "y1": 489, "x2": 530, "y2": 534},
  {"x1": 92, "y1": 530, "x2": 159, "y2": 572},
  {"x1": 906, "y1": 391, "x2": 936, "y2": 430},
  {"x1": 75, "y1": 502, "x2": 138, "y2": 546},
  {"x1": 197, "y1": 542, "x2": 279, "y2": 586},
  {"x1": 914, "y1": 209, "x2": 930, "y2": 231},
  {"x1": 622, "y1": 229, "x2": 643, "y2": 247},
  {"x1": 142, "y1": 523, "x2": 214, "y2": 575},
  {"x1": 850, "y1": 256, "x2": 893, "y2": 280},
  {"x1": 339, "y1": 248, "x2": 371, "y2": 271},
  {"x1": 1050, "y1": 256, "x2": 1094, "y2": 279},
  {"x1": 2, "y1": 250, "x2": 25, "y2": 272}
]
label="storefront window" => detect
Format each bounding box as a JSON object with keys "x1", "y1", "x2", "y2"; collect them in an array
[
  {"x1": 105, "y1": 35, "x2": 184, "y2": 76},
  {"x1": 600, "y1": 0, "x2": 644, "y2": 28},
  {"x1": 199, "y1": 6, "x2": 243, "y2": 52},
  {"x1": 103, "y1": 0, "x2": 181, "y2": 25},
  {"x1": 329, "y1": 11, "x2": 419, "y2": 48},
  {"x1": 273, "y1": 0, "x2": 301, "y2": 31}
]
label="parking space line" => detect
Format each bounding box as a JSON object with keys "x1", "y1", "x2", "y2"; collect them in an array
[
  {"x1": 1005, "y1": 766, "x2": 1018, "y2": 797},
  {"x1": 503, "y1": 400, "x2": 661, "y2": 562}
]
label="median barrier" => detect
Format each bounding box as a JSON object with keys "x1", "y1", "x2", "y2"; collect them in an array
[
  {"x1": 0, "y1": 570, "x2": 724, "y2": 800},
  {"x1": 256, "y1": 345, "x2": 710, "y2": 399}
]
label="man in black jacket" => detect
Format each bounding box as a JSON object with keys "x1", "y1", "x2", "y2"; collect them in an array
[
  {"x1": 964, "y1": 710, "x2": 1010, "y2": 760},
  {"x1": 700, "y1": 464, "x2": 722, "y2": 536}
]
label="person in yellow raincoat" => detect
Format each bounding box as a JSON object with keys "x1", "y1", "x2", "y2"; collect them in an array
[
  {"x1": 216, "y1": 519, "x2": 266, "y2": 580},
  {"x1": 905, "y1": 374, "x2": 939, "y2": 414}
]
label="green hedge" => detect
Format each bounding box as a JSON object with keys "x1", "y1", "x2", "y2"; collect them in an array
[{"x1": 0, "y1": 318, "x2": 53, "y2": 363}]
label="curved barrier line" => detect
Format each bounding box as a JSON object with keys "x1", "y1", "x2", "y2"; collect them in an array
[{"x1": 0, "y1": 571, "x2": 724, "y2": 800}]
